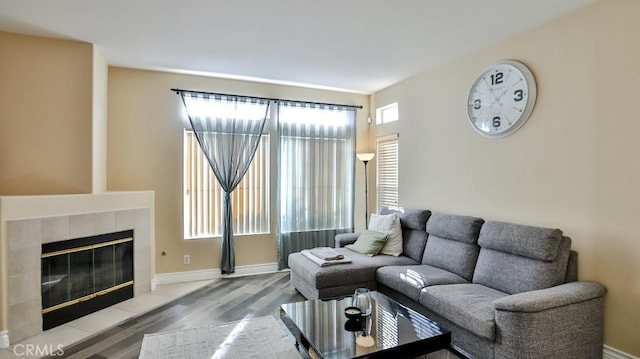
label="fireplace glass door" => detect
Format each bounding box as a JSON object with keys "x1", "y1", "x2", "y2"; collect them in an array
[{"x1": 41, "y1": 230, "x2": 134, "y2": 329}]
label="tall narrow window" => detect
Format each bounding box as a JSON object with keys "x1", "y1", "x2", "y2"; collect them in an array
[
  {"x1": 376, "y1": 133, "x2": 399, "y2": 211},
  {"x1": 277, "y1": 101, "x2": 356, "y2": 269},
  {"x1": 183, "y1": 130, "x2": 270, "y2": 238}
]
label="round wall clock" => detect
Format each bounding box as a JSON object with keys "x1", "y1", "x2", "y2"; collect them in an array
[{"x1": 467, "y1": 60, "x2": 537, "y2": 138}]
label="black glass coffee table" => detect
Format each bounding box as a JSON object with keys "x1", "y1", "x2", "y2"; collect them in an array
[{"x1": 279, "y1": 291, "x2": 451, "y2": 359}]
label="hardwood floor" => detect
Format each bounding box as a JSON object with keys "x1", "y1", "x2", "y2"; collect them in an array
[{"x1": 48, "y1": 272, "x2": 305, "y2": 359}]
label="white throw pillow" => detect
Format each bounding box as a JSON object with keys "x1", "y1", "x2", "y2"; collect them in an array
[{"x1": 368, "y1": 213, "x2": 403, "y2": 256}]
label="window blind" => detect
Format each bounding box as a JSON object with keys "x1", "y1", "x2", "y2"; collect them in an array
[
  {"x1": 376, "y1": 133, "x2": 399, "y2": 211},
  {"x1": 184, "y1": 130, "x2": 270, "y2": 238}
]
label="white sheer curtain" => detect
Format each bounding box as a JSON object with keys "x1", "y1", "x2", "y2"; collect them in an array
[
  {"x1": 179, "y1": 91, "x2": 269, "y2": 274},
  {"x1": 277, "y1": 101, "x2": 355, "y2": 269}
]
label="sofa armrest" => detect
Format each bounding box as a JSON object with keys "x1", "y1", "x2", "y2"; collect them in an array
[
  {"x1": 494, "y1": 281, "x2": 607, "y2": 313},
  {"x1": 493, "y1": 281, "x2": 607, "y2": 358},
  {"x1": 335, "y1": 232, "x2": 361, "y2": 248}
]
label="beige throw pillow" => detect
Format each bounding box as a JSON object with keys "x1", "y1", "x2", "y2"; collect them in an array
[{"x1": 368, "y1": 213, "x2": 403, "y2": 256}]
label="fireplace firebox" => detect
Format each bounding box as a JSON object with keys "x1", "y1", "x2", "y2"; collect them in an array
[{"x1": 41, "y1": 230, "x2": 134, "y2": 330}]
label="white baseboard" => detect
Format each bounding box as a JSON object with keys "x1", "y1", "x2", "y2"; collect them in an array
[
  {"x1": 0, "y1": 330, "x2": 9, "y2": 348},
  {"x1": 604, "y1": 345, "x2": 639, "y2": 359},
  {"x1": 154, "y1": 262, "x2": 287, "y2": 286}
]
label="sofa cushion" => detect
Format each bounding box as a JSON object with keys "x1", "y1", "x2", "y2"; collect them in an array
[
  {"x1": 397, "y1": 228, "x2": 426, "y2": 263},
  {"x1": 288, "y1": 248, "x2": 418, "y2": 290},
  {"x1": 380, "y1": 207, "x2": 430, "y2": 231},
  {"x1": 376, "y1": 265, "x2": 468, "y2": 301},
  {"x1": 426, "y1": 212, "x2": 484, "y2": 244},
  {"x1": 473, "y1": 236, "x2": 572, "y2": 295},
  {"x1": 419, "y1": 284, "x2": 508, "y2": 341},
  {"x1": 380, "y1": 207, "x2": 431, "y2": 262},
  {"x1": 422, "y1": 237, "x2": 480, "y2": 281},
  {"x1": 478, "y1": 221, "x2": 563, "y2": 261},
  {"x1": 369, "y1": 213, "x2": 403, "y2": 256},
  {"x1": 422, "y1": 213, "x2": 484, "y2": 281}
]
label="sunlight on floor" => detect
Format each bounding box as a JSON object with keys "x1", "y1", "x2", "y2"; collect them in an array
[{"x1": 211, "y1": 315, "x2": 251, "y2": 359}]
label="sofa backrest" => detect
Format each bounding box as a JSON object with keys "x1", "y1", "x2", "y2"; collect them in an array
[
  {"x1": 422, "y1": 212, "x2": 484, "y2": 281},
  {"x1": 473, "y1": 221, "x2": 571, "y2": 294},
  {"x1": 565, "y1": 250, "x2": 579, "y2": 283},
  {"x1": 380, "y1": 207, "x2": 431, "y2": 262}
]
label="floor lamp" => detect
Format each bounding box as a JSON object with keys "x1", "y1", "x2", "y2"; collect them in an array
[{"x1": 357, "y1": 153, "x2": 375, "y2": 229}]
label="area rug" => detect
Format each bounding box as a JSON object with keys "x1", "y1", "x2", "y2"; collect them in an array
[{"x1": 138, "y1": 315, "x2": 301, "y2": 359}]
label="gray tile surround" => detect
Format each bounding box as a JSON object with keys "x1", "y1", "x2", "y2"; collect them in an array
[{"x1": 6, "y1": 208, "x2": 152, "y2": 343}]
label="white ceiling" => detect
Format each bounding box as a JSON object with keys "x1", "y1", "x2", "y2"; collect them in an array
[{"x1": 0, "y1": 0, "x2": 595, "y2": 94}]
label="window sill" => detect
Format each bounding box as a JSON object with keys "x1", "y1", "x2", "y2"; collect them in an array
[{"x1": 184, "y1": 232, "x2": 271, "y2": 241}]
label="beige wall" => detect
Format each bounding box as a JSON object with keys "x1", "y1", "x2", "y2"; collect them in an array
[
  {"x1": 371, "y1": 0, "x2": 640, "y2": 355},
  {"x1": 0, "y1": 32, "x2": 93, "y2": 195},
  {"x1": 107, "y1": 68, "x2": 370, "y2": 274},
  {"x1": 92, "y1": 45, "x2": 108, "y2": 193}
]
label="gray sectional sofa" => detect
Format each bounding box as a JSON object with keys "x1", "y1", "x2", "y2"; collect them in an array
[{"x1": 288, "y1": 207, "x2": 607, "y2": 359}]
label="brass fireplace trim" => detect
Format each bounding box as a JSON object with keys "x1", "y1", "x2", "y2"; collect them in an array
[
  {"x1": 41, "y1": 280, "x2": 134, "y2": 314},
  {"x1": 41, "y1": 237, "x2": 133, "y2": 258}
]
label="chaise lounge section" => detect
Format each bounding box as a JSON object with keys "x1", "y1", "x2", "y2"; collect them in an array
[
  {"x1": 288, "y1": 208, "x2": 430, "y2": 299},
  {"x1": 287, "y1": 207, "x2": 607, "y2": 358}
]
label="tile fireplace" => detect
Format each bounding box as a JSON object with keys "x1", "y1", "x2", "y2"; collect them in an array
[{"x1": 0, "y1": 192, "x2": 154, "y2": 347}]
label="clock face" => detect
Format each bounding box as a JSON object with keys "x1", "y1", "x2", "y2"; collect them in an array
[{"x1": 467, "y1": 60, "x2": 537, "y2": 138}]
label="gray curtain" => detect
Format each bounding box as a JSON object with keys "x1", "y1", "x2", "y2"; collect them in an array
[
  {"x1": 179, "y1": 91, "x2": 269, "y2": 274},
  {"x1": 277, "y1": 101, "x2": 356, "y2": 269}
]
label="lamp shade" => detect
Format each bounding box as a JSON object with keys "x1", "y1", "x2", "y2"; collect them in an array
[{"x1": 357, "y1": 153, "x2": 375, "y2": 162}]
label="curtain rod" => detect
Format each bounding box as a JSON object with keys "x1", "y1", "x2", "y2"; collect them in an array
[{"x1": 171, "y1": 88, "x2": 363, "y2": 109}]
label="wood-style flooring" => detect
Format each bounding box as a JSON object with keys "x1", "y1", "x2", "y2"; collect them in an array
[{"x1": 47, "y1": 272, "x2": 305, "y2": 359}]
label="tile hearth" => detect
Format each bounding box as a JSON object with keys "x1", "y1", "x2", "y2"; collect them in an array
[{"x1": 0, "y1": 280, "x2": 213, "y2": 359}]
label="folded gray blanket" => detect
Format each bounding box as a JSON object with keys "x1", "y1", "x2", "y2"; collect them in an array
[
  {"x1": 309, "y1": 247, "x2": 344, "y2": 260},
  {"x1": 301, "y1": 250, "x2": 352, "y2": 267}
]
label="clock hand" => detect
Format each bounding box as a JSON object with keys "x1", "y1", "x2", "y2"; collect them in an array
[
  {"x1": 482, "y1": 78, "x2": 500, "y2": 103},
  {"x1": 497, "y1": 80, "x2": 521, "y2": 101},
  {"x1": 497, "y1": 87, "x2": 510, "y2": 101}
]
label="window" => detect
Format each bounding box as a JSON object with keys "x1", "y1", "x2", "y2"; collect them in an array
[
  {"x1": 376, "y1": 102, "x2": 399, "y2": 124},
  {"x1": 183, "y1": 130, "x2": 270, "y2": 239},
  {"x1": 376, "y1": 133, "x2": 399, "y2": 211},
  {"x1": 276, "y1": 101, "x2": 356, "y2": 268},
  {"x1": 278, "y1": 102, "x2": 355, "y2": 233}
]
